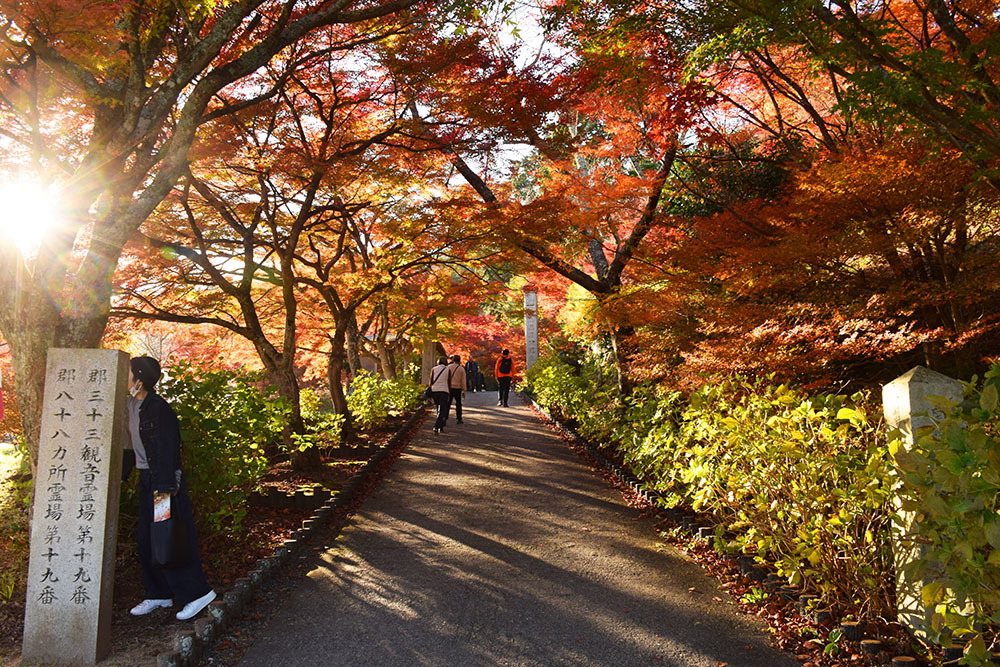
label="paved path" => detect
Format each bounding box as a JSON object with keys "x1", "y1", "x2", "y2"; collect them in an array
[{"x1": 238, "y1": 392, "x2": 798, "y2": 666}]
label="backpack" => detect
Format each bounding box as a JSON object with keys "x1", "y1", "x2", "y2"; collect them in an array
[{"x1": 498, "y1": 357, "x2": 512, "y2": 374}]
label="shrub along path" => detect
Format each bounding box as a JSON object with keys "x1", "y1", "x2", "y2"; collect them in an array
[{"x1": 237, "y1": 392, "x2": 798, "y2": 666}]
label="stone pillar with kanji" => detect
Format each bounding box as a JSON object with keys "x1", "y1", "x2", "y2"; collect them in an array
[
  {"x1": 523, "y1": 288, "x2": 539, "y2": 371},
  {"x1": 22, "y1": 349, "x2": 129, "y2": 665}
]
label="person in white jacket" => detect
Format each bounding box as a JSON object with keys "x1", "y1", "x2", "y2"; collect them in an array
[
  {"x1": 447, "y1": 355, "x2": 467, "y2": 424},
  {"x1": 429, "y1": 356, "x2": 452, "y2": 434}
]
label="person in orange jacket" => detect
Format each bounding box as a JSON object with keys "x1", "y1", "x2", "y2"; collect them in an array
[{"x1": 494, "y1": 348, "x2": 516, "y2": 407}]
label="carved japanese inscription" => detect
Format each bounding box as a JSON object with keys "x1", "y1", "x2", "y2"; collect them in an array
[{"x1": 23, "y1": 349, "x2": 129, "y2": 665}]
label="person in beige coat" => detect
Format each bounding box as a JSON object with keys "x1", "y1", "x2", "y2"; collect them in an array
[
  {"x1": 429, "y1": 356, "x2": 452, "y2": 434},
  {"x1": 447, "y1": 354, "x2": 467, "y2": 424}
]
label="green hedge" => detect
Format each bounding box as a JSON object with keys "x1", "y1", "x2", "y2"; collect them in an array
[
  {"x1": 526, "y1": 356, "x2": 895, "y2": 617},
  {"x1": 292, "y1": 387, "x2": 346, "y2": 452},
  {"x1": 347, "y1": 370, "x2": 424, "y2": 428},
  {"x1": 157, "y1": 362, "x2": 290, "y2": 532}
]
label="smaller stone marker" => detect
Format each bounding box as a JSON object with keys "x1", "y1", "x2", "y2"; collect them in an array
[
  {"x1": 23, "y1": 349, "x2": 129, "y2": 665},
  {"x1": 882, "y1": 365, "x2": 963, "y2": 638},
  {"x1": 523, "y1": 288, "x2": 539, "y2": 371}
]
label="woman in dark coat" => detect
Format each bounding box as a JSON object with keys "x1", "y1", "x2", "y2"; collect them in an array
[{"x1": 126, "y1": 356, "x2": 216, "y2": 621}]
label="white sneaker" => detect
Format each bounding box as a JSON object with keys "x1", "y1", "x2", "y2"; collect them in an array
[
  {"x1": 130, "y1": 598, "x2": 172, "y2": 616},
  {"x1": 175, "y1": 589, "x2": 216, "y2": 621}
]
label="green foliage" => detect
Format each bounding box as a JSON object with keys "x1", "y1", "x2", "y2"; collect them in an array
[
  {"x1": 524, "y1": 356, "x2": 592, "y2": 422},
  {"x1": 740, "y1": 586, "x2": 767, "y2": 605},
  {"x1": 824, "y1": 628, "x2": 843, "y2": 656},
  {"x1": 665, "y1": 140, "x2": 796, "y2": 218},
  {"x1": 892, "y1": 363, "x2": 1000, "y2": 659},
  {"x1": 524, "y1": 342, "x2": 623, "y2": 443},
  {"x1": 347, "y1": 371, "x2": 424, "y2": 428},
  {"x1": 0, "y1": 439, "x2": 30, "y2": 604},
  {"x1": 388, "y1": 371, "x2": 426, "y2": 413},
  {"x1": 656, "y1": 378, "x2": 895, "y2": 615},
  {"x1": 295, "y1": 387, "x2": 345, "y2": 452},
  {"x1": 529, "y1": 355, "x2": 896, "y2": 616},
  {"x1": 158, "y1": 362, "x2": 290, "y2": 533}
]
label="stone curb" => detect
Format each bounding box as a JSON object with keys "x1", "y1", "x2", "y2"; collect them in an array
[
  {"x1": 154, "y1": 407, "x2": 428, "y2": 667},
  {"x1": 522, "y1": 392, "x2": 923, "y2": 665}
]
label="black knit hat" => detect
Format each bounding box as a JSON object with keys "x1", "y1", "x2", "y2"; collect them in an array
[{"x1": 130, "y1": 356, "x2": 161, "y2": 390}]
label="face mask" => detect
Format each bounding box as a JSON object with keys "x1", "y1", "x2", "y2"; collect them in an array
[{"x1": 129, "y1": 380, "x2": 141, "y2": 397}]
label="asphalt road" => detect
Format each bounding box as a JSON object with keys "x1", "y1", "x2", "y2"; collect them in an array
[{"x1": 238, "y1": 392, "x2": 799, "y2": 667}]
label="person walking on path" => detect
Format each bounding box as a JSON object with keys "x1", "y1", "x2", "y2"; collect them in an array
[
  {"x1": 447, "y1": 355, "x2": 467, "y2": 424},
  {"x1": 429, "y1": 356, "x2": 452, "y2": 434},
  {"x1": 464, "y1": 357, "x2": 481, "y2": 392},
  {"x1": 124, "y1": 356, "x2": 217, "y2": 621},
  {"x1": 495, "y1": 348, "x2": 515, "y2": 407}
]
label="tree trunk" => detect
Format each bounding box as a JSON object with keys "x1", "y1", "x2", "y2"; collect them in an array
[
  {"x1": 609, "y1": 325, "x2": 636, "y2": 397},
  {"x1": 271, "y1": 363, "x2": 320, "y2": 471},
  {"x1": 328, "y1": 348, "x2": 348, "y2": 417},
  {"x1": 326, "y1": 327, "x2": 354, "y2": 439},
  {"x1": 376, "y1": 339, "x2": 396, "y2": 380},
  {"x1": 6, "y1": 317, "x2": 58, "y2": 483},
  {"x1": 346, "y1": 314, "x2": 363, "y2": 377},
  {"x1": 387, "y1": 346, "x2": 399, "y2": 377},
  {"x1": 420, "y1": 315, "x2": 438, "y2": 384},
  {"x1": 373, "y1": 302, "x2": 397, "y2": 380}
]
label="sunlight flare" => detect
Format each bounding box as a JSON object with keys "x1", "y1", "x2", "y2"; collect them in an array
[{"x1": 0, "y1": 179, "x2": 60, "y2": 258}]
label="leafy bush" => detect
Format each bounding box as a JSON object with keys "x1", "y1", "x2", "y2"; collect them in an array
[
  {"x1": 0, "y1": 368, "x2": 22, "y2": 443},
  {"x1": 387, "y1": 371, "x2": 425, "y2": 414},
  {"x1": 0, "y1": 439, "x2": 30, "y2": 604},
  {"x1": 525, "y1": 355, "x2": 661, "y2": 444},
  {"x1": 296, "y1": 387, "x2": 345, "y2": 451},
  {"x1": 347, "y1": 370, "x2": 423, "y2": 428},
  {"x1": 659, "y1": 379, "x2": 894, "y2": 615},
  {"x1": 158, "y1": 362, "x2": 290, "y2": 532},
  {"x1": 528, "y1": 355, "x2": 896, "y2": 616},
  {"x1": 524, "y1": 356, "x2": 591, "y2": 422},
  {"x1": 893, "y1": 363, "x2": 1000, "y2": 661}
]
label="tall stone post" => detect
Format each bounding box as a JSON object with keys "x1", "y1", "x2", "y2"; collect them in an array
[
  {"x1": 23, "y1": 349, "x2": 130, "y2": 665},
  {"x1": 882, "y1": 365, "x2": 963, "y2": 638},
  {"x1": 420, "y1": 315, "x2": 438, "y2": 385},
  {"x1": 523, "y1": 289, "x2": 539, "y2": 371}
]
